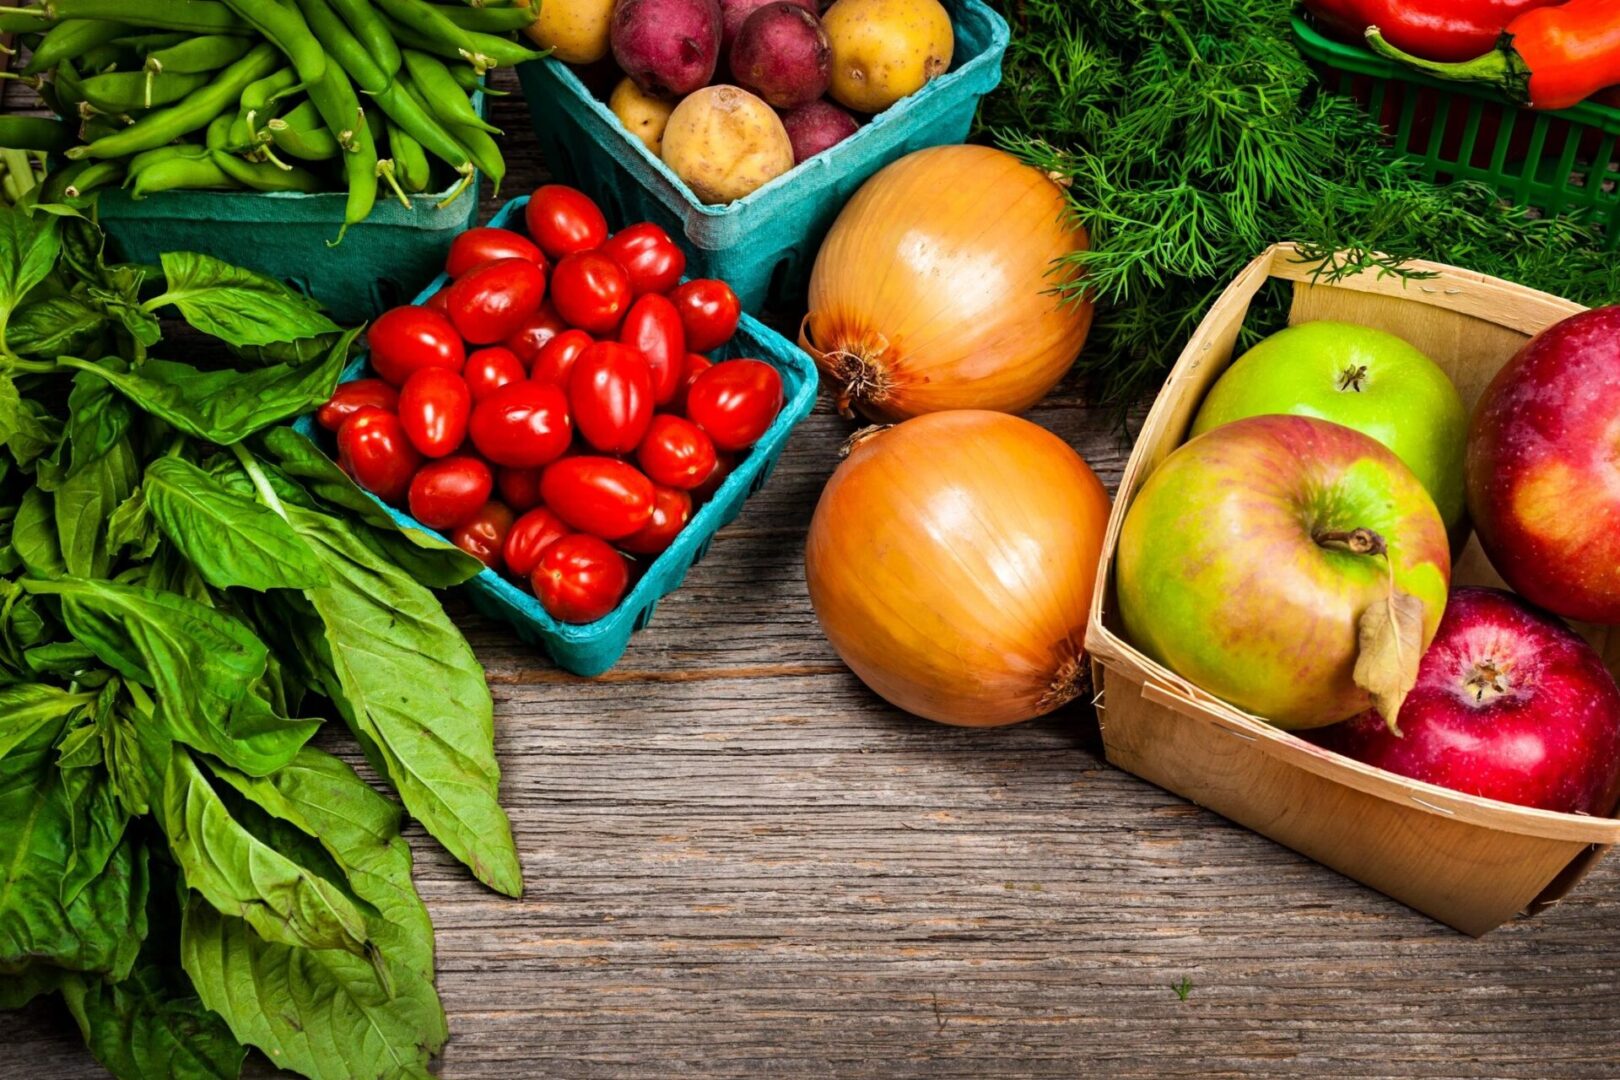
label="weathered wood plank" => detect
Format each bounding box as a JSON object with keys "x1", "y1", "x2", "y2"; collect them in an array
[{"x1": 5, "y1": 63, "x2": 1620, "y2": 1080}]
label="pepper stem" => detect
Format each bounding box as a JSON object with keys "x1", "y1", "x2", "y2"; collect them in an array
[{"x1": 1364, "y1": 27, "x2": 1533, "y2": 106}]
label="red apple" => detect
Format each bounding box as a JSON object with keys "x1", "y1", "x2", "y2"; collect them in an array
[
  {"x1": 1467, "y1": 305, "x2": 1620, "y2": 624},
  {"x1": 1314, "y1": 587, "x2": 1620, "y2": 815}
]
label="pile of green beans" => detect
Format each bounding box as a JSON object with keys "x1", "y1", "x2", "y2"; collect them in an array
[{"x1": 1, "y1": 0, "x2": 542, "y2": 240}]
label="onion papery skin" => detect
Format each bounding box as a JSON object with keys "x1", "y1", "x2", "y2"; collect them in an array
[
  {"x1": 801, "y1": 145, "x2": 1094, "y2": 421},
  {"x1": 804, "y1": 410, "x2": 1111, "y2": 726}
]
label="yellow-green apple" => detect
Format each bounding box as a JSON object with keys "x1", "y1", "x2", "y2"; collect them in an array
[
  {"x1": 1191, "y1": 321, "x2": 1468, "y2": 534},
  {"x1": 1314, "y1": 588, "x2": 1620, "y2": 815},
  {"x1": 1467, "y1": 306, "x2": 1620, "y2": 624},
  {"x1": 1117, "y1": 414, "x2": 1452, "y2": 729}
]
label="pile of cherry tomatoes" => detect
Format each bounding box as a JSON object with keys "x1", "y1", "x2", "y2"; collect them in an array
[{"x1": 317, "y1": 185, "x2": 785, "y2": 624}]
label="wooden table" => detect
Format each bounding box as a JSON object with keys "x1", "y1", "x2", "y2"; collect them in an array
[{"x1": 6, "y1": 69, "x2": 1620, "y2": 1080}]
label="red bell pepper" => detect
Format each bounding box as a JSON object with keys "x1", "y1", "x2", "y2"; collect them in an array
[
  {"x1": 1367, "y1": 0, "x2": 1620, "y2": 111},
  {"x1": 1304, "y1": 0, "x2": 1556, "y2": 63}
]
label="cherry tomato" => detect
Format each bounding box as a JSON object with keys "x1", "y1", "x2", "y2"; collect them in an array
[
  {"x1": 424, "y1": 289, "x2": 450, "y2": 315},
  {"x1": 451, "y1": 500, "x2": 515, "y2": 570},
  {"x1": 686, "y1": 360, "x2": 783, "y2": 451},
  {"x1": 502, "y1": 506, "x2": 571, "y2": 578},
  {"x1": 618, "y1": 485, "x2": 692, "y2": 557},
  {"x1": 599, "y1": 222, "x2": 686, "y2": 297},
  {"x1": 531, "y1": 328, "x2": 593, "y2": 387},
  {"x1": 619, "y1": 293, "x2": 685, "y2": 405},
  {"x1": 496, "y1": 466, "x2": 544, "y2": 512},
  {"x1": 462, "y1": 346, "x2": 528, "y2": 403},
  {"x1": 468, "y1": 380, "x2": 573, "y2": 468},
  {"x1": 398, "y1": 367, "x2": 472, "y2": 458},
  {"x1": 369, "y1": 305, "x2": 464, "y2": 386},
  {"x1": 540, "y1": 456, "x2": 655, "y2": 539},
  {"x1": 550, "y1": 251, "x2": 631, "y2": 335},
  {"x1": 669, "y1": 279, "x2": 741, "y2": 352},
  {"x1": 504, "y1": 301, "x2": 570, "y2": 364},
  {"x1": 318, "y1": 378, "x2": 398, "y2": 432},
  {"x1": 568, "y1": 341, "x2": 653, "y2": 454},
  {"x1": 337, "y1": 409, "x2": 421, "y2": 503},
  {"x1": 447, "y1": 227, "x2": 545, "y2": 279},
  {"x1": 636, "y1": 414, "x2": 717, "y2": 490},
  {"x1": 526, "y1": 184, "x2": 609, "y2": 259},
  {"x1": 691, "y1": 450, "x2": 736, "y2": 502},
  {"x1": 672, "y1": 353, "x2": 712, "y2": 415},
  {"x1": 531, "y1": 534, "x2": 629, "y2": 624},
  {"x1": 408, "y1": 455, "x2": 493, "y2": 530},
  {"x1": 444, "y1": 257, "x2": 547, "y2": 345}
]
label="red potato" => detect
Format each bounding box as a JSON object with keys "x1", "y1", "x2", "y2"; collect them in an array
[
  {"x1": 610, "y1": 0, "x2": 723, "y2": 98},
  {"x1": 781, "y1": 98, "x2": 858, "y2": 162},
  {"x1": 731, "y1": 3, "x2": 831, "y2": 109},
  {"x1": 720, "y1": 0, "x2": 815, "y2": 52}
]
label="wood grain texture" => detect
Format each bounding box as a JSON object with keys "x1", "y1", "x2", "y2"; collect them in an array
[{"x1": 6, "y1": 67, "x2": 1620, "y2": 1080}]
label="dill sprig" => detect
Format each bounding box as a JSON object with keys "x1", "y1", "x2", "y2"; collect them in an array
[{"x1": 982, "y1": 0, "x2": 1620, "y2": 405}]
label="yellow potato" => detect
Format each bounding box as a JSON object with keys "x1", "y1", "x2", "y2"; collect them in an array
[
  {"x1": 823, "y1": 0, "x2": 954, "y2": 114},
  {"x1": 523, "y1": 0, "x2": 613, "y2": 65},
  {"x1": 610, "y1": 77, "x2": 676, "y2": 158},
  {"x1": 661, "y1": 85, "x2": 794, "y2": 205}
]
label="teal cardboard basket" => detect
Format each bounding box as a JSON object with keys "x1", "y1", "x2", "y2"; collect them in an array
[
  {"x1": 293, "y1": 196, "x2": 819, "y2": 677},
  {"x1": 517, "y1": 0, "x2": 1008, "y2": 312},
  {"x1": 97, "y1": 97, "x2": 487, "y2": 323}
]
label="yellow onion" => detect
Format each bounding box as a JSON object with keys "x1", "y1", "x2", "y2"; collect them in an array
[
  {"x1": 805, "y1": 411, "x2": 1111, "y2": 727},
  {"x1": 800, "y1": 145, "x2": 1093, "y2": 421}
]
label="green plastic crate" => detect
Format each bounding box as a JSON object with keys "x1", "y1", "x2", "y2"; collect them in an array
[
  {"x1": 518, "y1": 0, "x2": 1009, "y2": 312},
  {"x1": 1294, "y1": 16, "x2": 1620, "y2": 247}
]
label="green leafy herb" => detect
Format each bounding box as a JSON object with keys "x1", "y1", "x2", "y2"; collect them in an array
[{"x1": 143, "y1": 253, "x2": 341, "y2": 350}]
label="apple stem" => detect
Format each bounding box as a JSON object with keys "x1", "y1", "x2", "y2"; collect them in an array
[
  {"x1": 1466, "y1": 659, "x2": 1511, "y2": 703},
  {"x1": 1337, "y1": 365, "x2": 1369, "y2": 392},
  {"x1": 1313, "y1": 527, "x2": 1388, "y2": 558}
]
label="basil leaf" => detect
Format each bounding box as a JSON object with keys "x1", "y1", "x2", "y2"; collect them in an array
[
  {"x1": 66, "y1": 361, "x2": 134, "y2": 472},
  {"x1": 180, "y1": 749, "x2": 447, "y2": 1079},
  {"x1": 56, "y1": 437, "x2": 136, "y2": 579},
  {"x1": 60, "y1": 961, "x2": 246, "y2": 1080},
  {"x1": 59, "y1": 757, "x2": 129, "y2": 907},
  {"x1": 0, "y1": 203, "x2": 60, "y2": 332},
  {"x1": 31, "y1": 577, "x2": 316, "y2": 776},
  {"x1": 0, "y1": 710, "x2": 147, "y2": 980},
  {"x1": 161, "y1": 746, "x2": 370, "y2": 956},
  {"x1": 14, "y1": 486, "x2": 65, "y2": 578},
  {"x1": 0, "y1": 373, "x2": 59, "y2": 466},
  {"x1": 59, "y1": 324, "x2": 360, "y2": 446},
  {"x1": 147, "y1": 252, "x2": 341, "y2": 349},
  {"x1": 261, "y1": 427, "x2": 485, "y2": 587},
  {"x1": 144, "y1": 457, "x2": 326, "y2": 591},
  {"x1": 289, "y1": 505, "x2": 521, "y2": 897},
  {"x1": 0, "y1": 682, "x2": 92, "y2": 760},
  {"x1": 8, "y1": 295, "x2": 106, "y2": 359},
  {"x1": 106, "y1": 487, "x2": 158, "y2": 562}
]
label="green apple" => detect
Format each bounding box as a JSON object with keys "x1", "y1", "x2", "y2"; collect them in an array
[
  {"x1": 1191, "y1": 321, "x2": 1467, "y2": 533},
  {"x1": 1117, "y1": 415, "x2": 1452, "y2": 729}
]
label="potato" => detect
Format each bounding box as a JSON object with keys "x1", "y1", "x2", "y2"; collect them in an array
[
  {"x1": 731, "y1": 3, "x2": 831, "y2": 109},
  {"x1": 661, "y1": 85, "x2": 794, "y2": 204},
  {"x1": 523, "y1": 0, "x2": 614, "y2": 65},
  {"x1": 781, "y1": 98, "x2": 859, "y2": 163},
  {"x1": 610, "y1": 77, "x2": 677, "y2": 157},
  {"x1": 823, "y1": 0, "x2": 954, "y2": 114},
  {"x1": 611, "y1": 0, "x2": 723, "y2": 98}
]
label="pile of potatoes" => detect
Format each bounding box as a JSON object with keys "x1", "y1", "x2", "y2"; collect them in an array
[{"x1": 529, "y1": 0, "x2": 955, "y2": 204}]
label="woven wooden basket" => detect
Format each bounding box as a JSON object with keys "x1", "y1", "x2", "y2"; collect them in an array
[{"x1": 1084, "y1": 244, "x2": 1620, "y2": 936}]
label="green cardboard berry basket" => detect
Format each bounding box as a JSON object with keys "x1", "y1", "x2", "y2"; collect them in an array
[
  {"x1": 95, "y1": 96, "x2": 488, "y2": 323},
  {"x1": 293, "y1": 195, "x2": 819, "y2": 677},
  {"x1": 516, "y1": 0, "x2": 1009, "y2": 312},
  {"x1": 1293, "y1": 15, "x2": 1620, "y2": 247}
]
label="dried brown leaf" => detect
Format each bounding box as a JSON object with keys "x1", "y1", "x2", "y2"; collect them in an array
[{"x1": 1354, "y1": 589, "x2": 1425, "y2": 735}]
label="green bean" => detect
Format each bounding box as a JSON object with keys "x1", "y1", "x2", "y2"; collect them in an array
[
  {"x1": 131, "y1": 153, "x2": 238, "y2": 198},
  {"x1": 39, "y1": 158, "x2": 91, "y2": 203},
  {"x1": 216, "y1": 0, "x2": 328, "y2": 88},
  {"x1": 52, "y1": 56, "x2": 88, "y2": 114},
  {"x1": 0, "y1": 9, "x2": 52, "y2": 33},
  {"x1": 115, "y1": 31, "x2": 192, "y2": 54},
  {"x1": 448, "y1": 63, "x2": 507, "y2": 96},
  {"x1": 267, "y1": 101, "x2": 339, "y2": 160},
  {"x1": 370, "y1": 0, "x2": 490, "y2": 69},
  {"x1": 78, "y1": 114, "x2": 125, "y2": 142},
  {"x1": 125, "y1": 144, "x2": 194, "y2": 176},
  {"x1": 304, "y1": 62, "x2": 376, "y2": 241},
  {"x1": 66, "y1": 42, "x2": 280, "y2": 160},
  {"x1": 74, "y1": 42, "x2": 132, "y2": 73},
  {"x1": 23, "y1": 18, "x2": 131, "y2": 75},
  {"x1": 376, "y1": 12, "x2": 542, "y2": 69},
  {"x1": 145, "y1": 34, "x2": 254, "y2": 76},
  {"x1": 402, "y1": 50, "x2": 499, "y2": 134},
  {"x1": 79, "y1": 69, "x2": 210, "y2": 112},
  {"x1": 210, "y1": 149, "x2": 322, "y2": 193},
  {"x1": 236, "y1": 67, "x2": 300, "y2": 145},
  {"x1": 0, "y1": 115, "x2": 76, "y2": 152},
  {"x1": 61, "y1": 158, "x2": 124, "y2": 198},
  {"x1": 449, "y1": 119, "x2": 501, "y2": 197},
  {"x1": 42, "y1": 0, "x2": 250, "y2": 35},
  {"x1": 385, "y1": 119, "x2": 430, "y2": 193},
  {"x1": 327, "y1": 0, "x2": 402, "y2": 77},
  {"x1": 436, "y1": 3, "x2": 537, "y2": 34}
]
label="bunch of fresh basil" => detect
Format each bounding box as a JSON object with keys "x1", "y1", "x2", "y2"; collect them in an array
[{"x1": 0, "y1": 199, "x2": 521, "y2": 1080}]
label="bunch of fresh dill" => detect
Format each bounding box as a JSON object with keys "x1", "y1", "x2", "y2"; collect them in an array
[{"x1": 982, "y1": 0, "x2": 1620, "y2": 404}]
